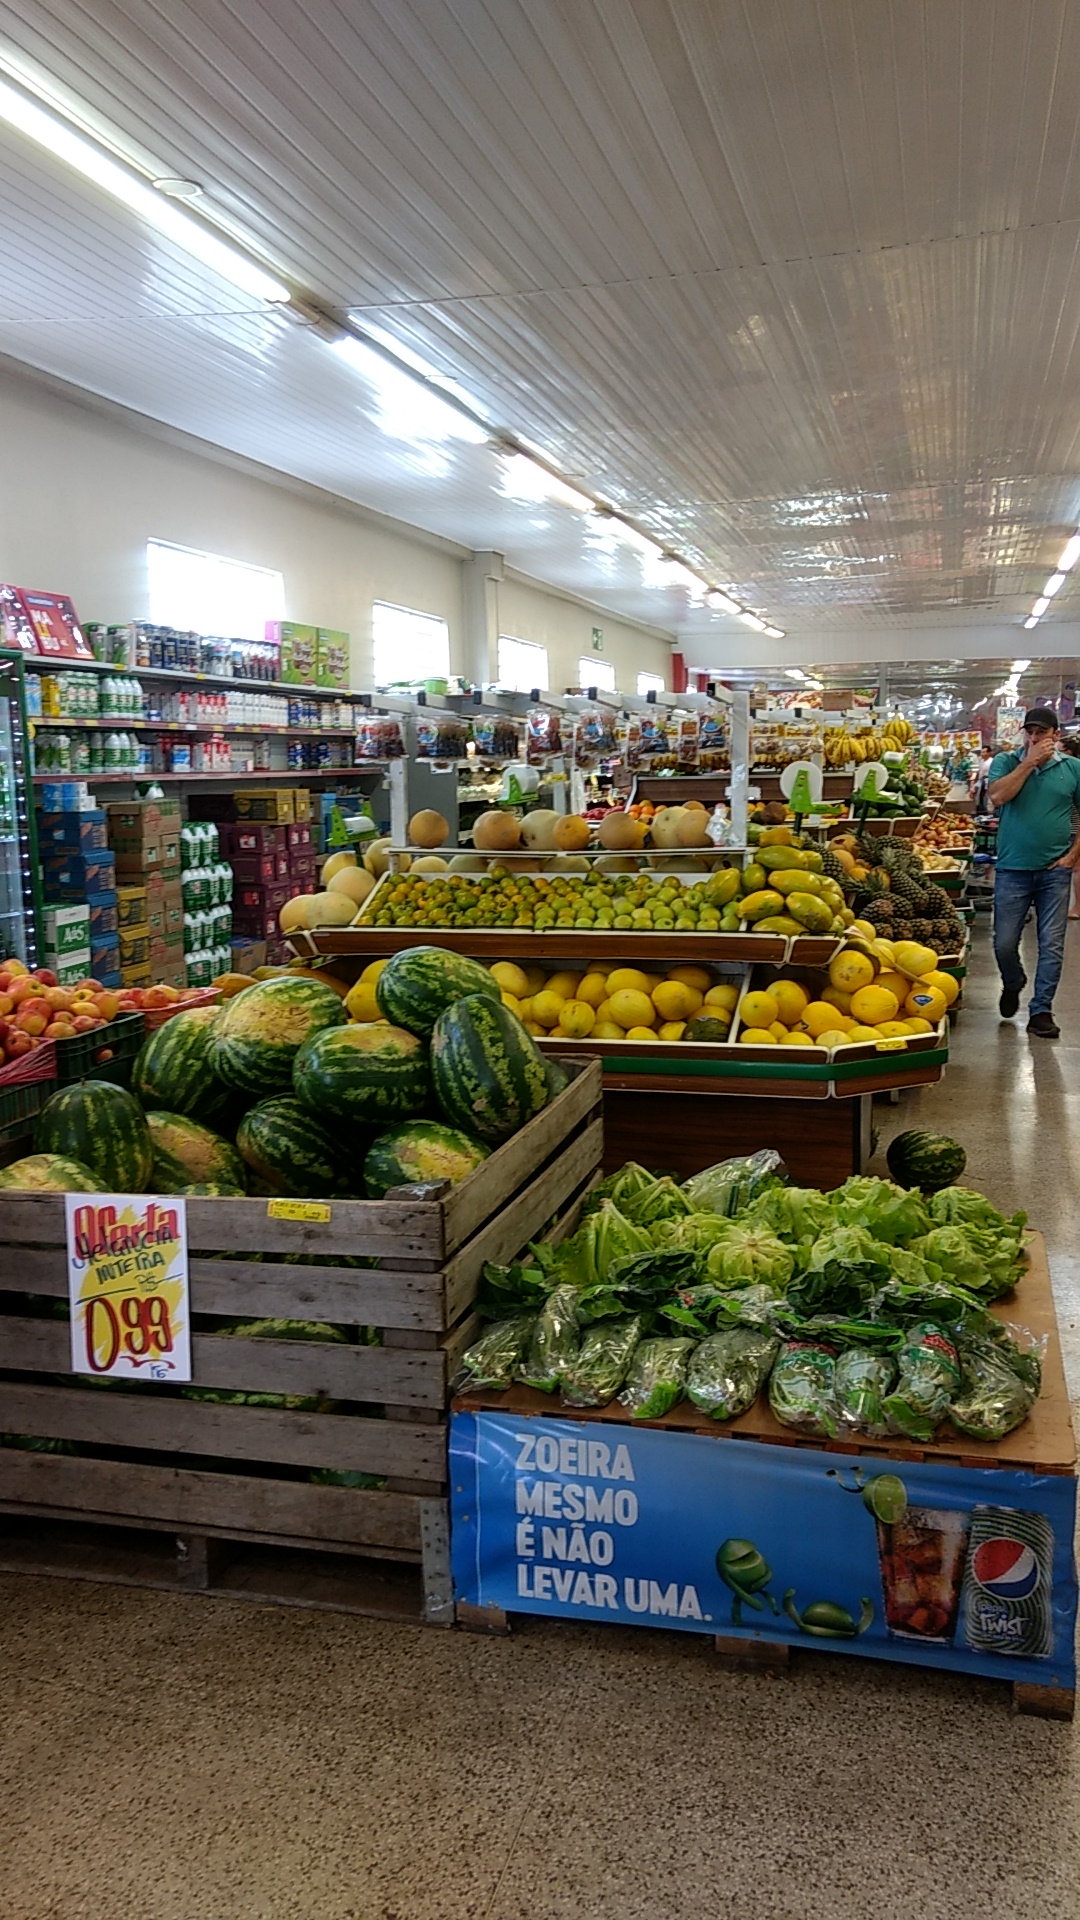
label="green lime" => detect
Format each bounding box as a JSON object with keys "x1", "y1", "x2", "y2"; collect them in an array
[{"x1": 862, "y1": 1474, "x2": 907, "y2": 1524}]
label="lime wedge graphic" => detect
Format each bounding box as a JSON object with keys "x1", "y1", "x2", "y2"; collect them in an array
[{"x1": 862, "y1": 1474, "x2": 907, "y2": 1524}]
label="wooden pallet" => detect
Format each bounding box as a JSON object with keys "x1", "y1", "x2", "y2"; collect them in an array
[{"x1": 0, "y1": 1060, "x2": 603, "y2": 1621}]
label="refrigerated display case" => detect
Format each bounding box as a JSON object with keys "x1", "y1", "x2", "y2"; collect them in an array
[{"x1": 0, "y1": 651, "x2": 43, "y2": 965}]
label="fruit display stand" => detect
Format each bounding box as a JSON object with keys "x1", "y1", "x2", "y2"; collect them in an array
[
  {"x1": 450, "y1": 1231, "x2": 1078, "y2": 1718},
  {"x1": 0, "y1": 1059, "x2": 603, "y2": 1621}
]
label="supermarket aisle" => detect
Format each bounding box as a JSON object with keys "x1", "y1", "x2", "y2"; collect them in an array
[{"x1": 2, "y1": 920, "x2": 1080, "y2": 1920}]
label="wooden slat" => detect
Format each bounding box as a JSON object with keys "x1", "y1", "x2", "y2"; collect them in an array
[
  {"x1": 0, "y1": 1451, "x2": 423, "y2": 1551},
  {"x1": 0, "y1": 1318, "x2": 448, "y2": 1408},
  {"x1": 0, "y1": 1191, "x2": 445, "y2": 1262},
  {"x1": 439, "y1": 1058, "x2": 602, "y2": 1251},
  {"x1": 305, "y1": 929, "x2": 788, "y2": 964},
  {"x1": 0, "y1": 1381, "x2": 446, "y2": 1479},
  {"x1": 442, "y1": 1118, "x2": 604, "y2": 1326}
]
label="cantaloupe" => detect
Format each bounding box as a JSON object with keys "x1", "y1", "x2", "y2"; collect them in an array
[
  {"x1": 408, "y1": 809, "x2": 450, "y2": 848},
  {"x1": 553, "y1": 814, "x2": 591, "y2": 852},
  {"x1": 363, "y1": 838, "x2": 411, "y2": 878},
  {"x1": 326, "y1": 866, "x2": 377, "y2": 908},
  {"x1": 598, "y1": 811, "x2": 644, "y2": 851},
  {"x1": 279, "y1": 895, "x2": 311, "y2": 934},
  {"x1": 675, "y1": 810, "x2": 710, "y2": 847},
  {"x1": 321, "y1": 849, "x2": 358, "y2": 884},
  {"x1": 410, "y1": 854, "x2": 449, "y2": 873},
  {"x1": 473, "y1": 810, "x2": 522, "y2": 852},
  {"x1": 649, "y1": 806, "x2": 686, "y2": 850},
  {"x1": 306, "y1": 891, "x2": 356, "y2": 928},
  {"x1": 519, "y1": 808, "x2": 561, "y2": 853}
]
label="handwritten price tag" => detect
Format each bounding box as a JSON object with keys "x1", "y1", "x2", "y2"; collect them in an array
[
  {"x1": 266, "y1": 1199, "x2": 332, "y2": 1223},
  {"x1": 65, "y1": 1194, "x2": 191, "y2": 1382},
  {"x1": 875, "y1": 1037, "x2": 909, "y2": 1053}
]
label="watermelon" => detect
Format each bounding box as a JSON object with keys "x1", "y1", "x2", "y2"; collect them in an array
[
  {"x1": 183, "y1": 1317, "x2": 347, "y2": 1411},
  {"x1": 210, "y1": 976, "x2": 346, "y2": 1096},
  {"x1": 363, "y1": 1120, "x2": 490, "y2": 1198},
  {"x1": 886, "y1": 1129, "x2": 967, "y2": 1193},
  {"x1": 236, "y1": 1095, "x2": 362, "y2": 1197},
  {"x1": 543, "y1": 1056, "x2": 569, "y2": 1101},
  {"x1": 179, "y1": 1181, "x2": 246, "y2": 1197},
  {"x1": 35, "y1": 1081, "x2": 153, "y2": 1192},
  {"x1": 430, "y1": 994, "x2": 551, "y2": 1145},
  {"x1": 0, "y1": 1152, "x2": 100, "y2": 1192},
  {"x1": 131, "y1": 1007, "x2": 232, "y2": 1123},
  {"x1": 144, "y1": 1111, "x2": 247, "y2": 1194},
  {"x1": 293, "y1": 1022, "x2": 430, "y2": 1125},
  {"x1": 374, "y1": 945, "x2": 500, "y2": 1037}
]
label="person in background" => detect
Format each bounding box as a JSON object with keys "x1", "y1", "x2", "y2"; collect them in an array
[
  {"x1": 988, "y1": 708, "x2": 1080, "y2": 1038},
  {"x1": 1063, "y1": 735, "x2": 1080, "y2": 920}
]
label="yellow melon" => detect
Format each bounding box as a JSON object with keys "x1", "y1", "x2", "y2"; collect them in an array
[
  {"x1": 598, "y1": 811, "x2": 645, "y2": 851},
  {"x1": 559, "y1": 1000, "x2": 596, "y2": 1038},
  {"x1": 829, "y1": 949, "x2": 875, "y2": 994},
  {"x1": 473, "y1": 810, "x2": 522, "y2": 852},
  {"x1": 326, "y1": 866, "x2": 377, "y2": 908},
  {"x1": 306, "y1": 890, "x2": 356, "y2": 929},
  {"x1": 740, "y1": 1027, "x2": 777, "y2": 1045},
  {"x1": 592, "y1": 1021, "x2": 626, "y2": 1039},
  {"x1": 608, "y1": 988, "x2": 657, "y2": 1029},
  {"x1": 849, "y1": 984, "x2": 900, "y2": 1026},
  {"x1": 490, "y1": 961, "x2": 530, "y2": 999},
  {"x1": 606, "y1": 968, "x2": 650, "y2": 996},
  {"x1": 344, "y1": 980, "x2": 381, "y2": 1023},
  {"x1": 408, "y1": 809, "x2": 450, "y2": 848},
  {"x1": 576, "y1": 971, "x2": 609, "y2": 1008},
  {"x1": 321, "y1": 849, "x2": 358, "y2": 884},
  {"x1": 553, "y1": 814, "x2": 591, "y2": 852},
  {"x1": 279, "y1": 895, "x2": 311, "y2": 934},
  {"x1": 668, "y1": 965, "x2": 713, "y2": 992},
  {"x1": 739, "y1": 989, "x2": 780, "y2": 1028},
  {"x1": 530, "y1": 991, "x2": 566, "y2": 1029}
]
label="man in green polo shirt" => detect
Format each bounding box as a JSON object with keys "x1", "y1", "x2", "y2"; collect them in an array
[{"x1": 988, "y1": 707, "x2": 1080, "y2": 1037}]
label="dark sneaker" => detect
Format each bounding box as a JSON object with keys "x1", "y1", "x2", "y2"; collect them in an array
[
  {"x1": 999, "y1": 980, "x2": 1025, "y2": 1018},
  {"x1": 1027, "y1": 1012, "x2": 1060, "y2": 1039}
]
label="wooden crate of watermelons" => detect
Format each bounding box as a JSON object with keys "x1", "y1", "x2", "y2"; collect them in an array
[{"x1": 0, "y1": 963, "x2": 602, "y2": 1619}]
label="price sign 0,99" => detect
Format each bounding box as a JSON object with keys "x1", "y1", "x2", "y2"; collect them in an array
[{"x1": 65, "y1": 1194, "x2": 192, "y2": 1383}]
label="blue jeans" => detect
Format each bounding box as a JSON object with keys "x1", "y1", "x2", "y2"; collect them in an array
[{"x1": 993, "y1": 866, "x2": 1073, "y2": 1015}]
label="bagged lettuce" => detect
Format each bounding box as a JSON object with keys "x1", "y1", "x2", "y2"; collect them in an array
[
  {"x1": 517, "y1": 1285, "x2": 581, "y2": 1392},
  {"x1": 948, "y1": 1332, "x2": 1041, "y2": 1440},
  {"x1": 882, "y1": 1321, "x2": 961, "y2": 1440},
  {"x1": 833, "y1": 1348, "x2": 896, "y2": 1437},
  {"x1": 687, "y1": 1325, "x2": 779, "y2": 1420},
  {"x1": 450, "y1": 1315, "x2": 536, "y2": 1395},
  {"x1": 768, "y1": 1340, "x2": 839, "y2": 1438},
  {"x1": 618, "y1": 1337, "x2": 697, "y2": 1418},
  {"x1": 561, "y1": 1314, "x2": 644, "y2": 1409},
  {"x1": 705, "y1": 1223, "x2": 795, "y2": 1292},
  {"x1": 682, "y1": 1150, "x2": 786, "y2": 1216}
]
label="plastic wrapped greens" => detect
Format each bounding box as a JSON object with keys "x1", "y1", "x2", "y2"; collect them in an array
[
  {"x1": 449, "y1": 1315, "x2": 536, "y2": 1396},
  {"x1": 516, "y1": 1285, "x2": 581, "y2": 1393},
  {"x1": 768, "y1": 1340, "x2": 839, "y2": 1438},
  {"x1": 882, "y1": 1321, "x2": 961, "y2": 1441},
  {"x1": 948, "y1": 1335, "x2": 1039, "y2": 1441},
  {"x1": 618, "y1": 1337, "x2": 697, "y2": 1419},
  {"x1": 681, "y1": 1150, "x2": 786, "y2": 1217},
  {"x1": 687, "y1": 1326, "x2": 779, "y2": 1420},
  {"x1": 833, "y1": 1348, "x2": 896, "y2": 1438},
  {"x1": 561, "y1": 1314, "x2": 644, "y2": 1409}
]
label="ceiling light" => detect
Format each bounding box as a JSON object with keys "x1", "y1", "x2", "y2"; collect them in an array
[
  {"x1": 785, "y1": 668, "x2": 807, "y2": 681},
  {"x1": 1032, "y1": 597, "x2": 1050, "y2": 617},
  {"x1": 0, "y1": 75, "x2": 290, "y2": 302},
  {"x1": 706, "y1": 590, "x2": 741, "y2": 615},
  {"x1": 660, "y1": 556, "x2": 705, "y2": 593},
  {"x1": 738, "y1": 612, "x2": 767, "y2": 632},
  {"x1": 1024, "y1": 616, "x2": 1040, "y2": 630},
  {"x1": 605, "y1": 518, "x2": 666, "y2": 560},
  {"x1": 331, "y1": 336, "x2": 488, "y2": 444},
  {"x1": 1044, "y1": 573, "x2": 1067, "y2": 597},
  {"x1": 1011, "y1": 659, "x2": 1031, "y2": 673},
  {"x1": 498, "y1": 451, "x2": 594, "y2": 512},
  {"x1": 763, "y1": 625, "x2": 786, "y2": 640},
  {"x1": 152, "y1": 177, "x2": 203, "y2": 200},
  {"x1": 1059, "y1": 534, "x2": 1080, "y2": 571}
]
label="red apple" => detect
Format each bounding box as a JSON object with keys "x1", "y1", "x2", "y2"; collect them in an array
[
  {"x1": 9, "y1": 978, "x2": 43, "y2": 1005},
  {"x1": 71, "y1": 1014, "x2": 99, "y2": 1034},
  {"x1": 43, "y1": 987, "x2": 74, "y2": 1014},
  {"x1": 33, "y1": 967, "x2": 57, "y2": 988},
  {"x1": 92, "y1": 991, "x2": 121, "y2": 1020},
  {"x1": 94, "y1": 1046, "x2": 115, "y2": 1064},
  {"x1": 143, "y1": 986, "x2": 175, "y2": 1008},
  {"x1": 4, "y1": 1031, "x2": 32, "y2": 1057},
  {"x1": 15, "y1": 1005, "x2": 48, "y2": 1035},
  {"x1": 43, "y1": 1019, "x2": 76, "y2": 1039}
]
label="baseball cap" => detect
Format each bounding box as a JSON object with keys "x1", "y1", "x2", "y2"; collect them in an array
[{"x1": 1023, "y1": 707, "x2": 1059, "y2": 731}]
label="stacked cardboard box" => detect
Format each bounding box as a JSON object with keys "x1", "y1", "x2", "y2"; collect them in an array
[
  {"x1": 38, "y1": 808, "x2": 119, "y2": 986},
  {"x1": 106, "y1": 799, "x2": 183, "y2": 987}
]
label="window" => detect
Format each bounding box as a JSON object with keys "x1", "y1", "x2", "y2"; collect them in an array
[
  {"x1": 637, "y1": 671, "x2": 665, "y2": 696},
  {"x1": 146, "y1": 540, "x2": 285, "y2": 640},
  {"x1": 372, "y1": 601, "x2": 450, "y2": 687},
  {"x1": 497, "y1": 634, "x2": 549, "y2": 692},
  {"x1": 578, "y1": 655, "x2": 616, "y2": 691}
]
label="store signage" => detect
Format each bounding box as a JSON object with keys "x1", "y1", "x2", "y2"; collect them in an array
[
  {"x1": 591, "y1": 627, "x2": 604, "y2": 652},
  {"x1": 451, "y1": 1411, "x2": 1077, "y2": 1688},
  {"x1": 65, "y1": 1194, "x2": 191, "y2": 1383},
  {"x1": 0, "y1": 585, "x2": 92, "y2": 659}
]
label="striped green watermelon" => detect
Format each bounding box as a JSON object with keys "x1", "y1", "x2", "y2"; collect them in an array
[
  {"x1": 0, "y1": 1152, "x2": 100, "y2": 1192},
  {"x1": 183, "y1": 1317, "x2": 347, "y2": 1411},
  {"x1": 144, "y1": 1111, "x2": 247, "y2": 1194},
  {"x1": 363, "y1": 1120, "x2": 490, "y2": 1198},
  {"x1": 886, "y1": 1129, "x2": 967, "y2": 1193},
  {"x1": 210, "y1": 976, "x2": 346, "y2": 1096},
  {"x1": 293, "y1": 1021, "x2": 429, "y2": 1125},
  {"x1": 236, "y1": 1096, "x2": 361, "y2": 1197},
  {"x1": 131, "y1": 1007, "x2": 232, "y2": 1123},
  {"x1": 430, "y1": 994, "x2": 551, "y2": 1145},
  {"x1": 374, "y1": 944, "x2": 499, "y2": 1037},
  {"x1": 179, "y1": 1181, "x2": 246, "y2": 1197},
  {"x1": 35, "y1": 1081, "x2": 153, "y2": 1192}
]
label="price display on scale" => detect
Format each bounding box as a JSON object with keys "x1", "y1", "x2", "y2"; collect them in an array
[{"x1": 65, "y1": 1194, "x2": 192, "y2": 1382}]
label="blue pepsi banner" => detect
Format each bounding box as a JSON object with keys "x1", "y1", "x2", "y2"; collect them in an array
[{"x1": 450, "y1": 1412, "x2": 1077, "y2": 1689}]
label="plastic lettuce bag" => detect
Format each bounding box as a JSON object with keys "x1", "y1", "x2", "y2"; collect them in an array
[
  {"x1": 833, "y1": 1348, "x2": 896, "y2": 1438},
  {"x1": 516, "y1": 1285, "x2": 581, "y2": 1393},
  {"x1": 948, "y1": 1334, "x2": 1039, "y2": 1441},
  {"x1": 686, "y1": 1326, "x2": 779, "y2": 1420},
  {"x1": 768, "y1": 1341, "x2": 839, "y2": 1438},
  {"x1": 618, "y1": 1337, "x2": 697, "y2": 1419},
  {"x1": 449, "y1": 1315, "x2": 536, "y2": 1395},
  {"x1": 681, "y1": 1150, "x2": 786, "y2": 1216},
  {"x1": 561, "y1": 1314, "x2": 644, "y2": 1409},
  {"x1": 883, "y1": 1321, "x2": 962, "y2": 1440}
]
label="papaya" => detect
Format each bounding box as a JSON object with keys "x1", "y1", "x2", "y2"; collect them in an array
[
  {"x1": 800, "y1": 849, "x2": 824, "y2": 871},
  {"x1": 757, "y1": 845, "x2": 810, "y2": 871},
  {"x1": 701, "y1": 867, "x2": 741, "y2": 908},
  {"x1": 740, "y1": 862, "x2": 767, "y2": 893},
  {"x1": 740, "y1": 889, "x2": 786, "y2": 923},
  {"x1": 786, "y1": 892, "x2": 834, "y2": 932},
  {"x1": 771, "y1": 869, "x2": 826, "y2": 897},
  {"x1": 752, "y1": 914, "x2": 804, "y2": 934},
  {"x1": 758, "y1": 826, "x2": 795, "y2": 846}
]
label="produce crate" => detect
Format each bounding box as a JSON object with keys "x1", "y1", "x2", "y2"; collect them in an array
[
  {"x1": 53, "y1": 1012, "x2": 144, "y2": 1089},
  {"x1": 0, "y1": 1059, "x2": 603, "y2": 1623},
  {"x1": 0, "y1": 1042, "x2": 57, "y2": 1148}
]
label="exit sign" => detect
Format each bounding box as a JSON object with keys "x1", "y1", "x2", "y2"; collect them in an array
[{"x1": 591, "y1": 628, "x2": 604, "y2": 652}]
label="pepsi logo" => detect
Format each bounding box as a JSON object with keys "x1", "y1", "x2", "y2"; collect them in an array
[{"x1": 971, "y1": 1537, "x2": 1040, "y2": 1600}]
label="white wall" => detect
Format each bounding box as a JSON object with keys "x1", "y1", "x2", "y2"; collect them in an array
[{"x1": 0, "y1": 369, "x2": 674, "y2": 690}]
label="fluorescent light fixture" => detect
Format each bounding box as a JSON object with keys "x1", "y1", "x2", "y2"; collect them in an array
[
  {"x1": 1011, "y1": 658, "x2": 1031, "y2": 673},
  {"x1": 1032, "y1": 597, "x2": 1050, "y2": 617},
  {"x1": 332, "y1": 336, "x2": 487, "y2": 444},
  {"x1": 1059, "y1": 534, "x2": 1080, "y2": 571},
  {"x1": 1023, "y1": 616, "x2": 1040, "y2": 630},
  {"x1": 607, "y1": 519, "x2": 666, "y2": 560},
  {"x1": 0, "y1": 75, "x2": 290, "y2": 302},
  {"x1": 763, "y1": 625, "x2": 786, "y2": 639},
  {"x1": 660, "y1": 556, "x2": 705, "y2": 593},
  {"x1": 785, "y1": 668, "x2": 807, "y2": 681},
  {"x1": 1044, "y1": 572, "x2": 1067, "y2": 597},
  {"x1": 498, "y1": 451, "x2": 594, "y2": 513},
  {"x1": 738, "y1": 612, "x2": 767, "y2": 632},
  {"x1": 706, "y1": 590, "x2": 741, "y2": 615}
]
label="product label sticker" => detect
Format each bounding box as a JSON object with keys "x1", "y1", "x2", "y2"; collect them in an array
[
  {"x1": 66, "y1": 1193, "x2": 191, "y2": 1382},
  {"x1": 265, "y1": 1199, "x2": 332, "y2": 1223}
]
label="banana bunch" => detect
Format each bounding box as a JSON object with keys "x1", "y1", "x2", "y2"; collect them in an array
[
  {"x1": 823, "y1": 716, "x2": 913, "y2": 767},
  {"x1": 881, "y1": 715, "x2": 914, "y2": 748}
]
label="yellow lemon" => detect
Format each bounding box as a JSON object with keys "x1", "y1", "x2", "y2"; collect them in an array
[
  {"x1": 801, "y1": 1000, "x2": 846, "y2": 1038},
  {"x1": 490, "y1": 961, "x2": 530, "y2": 999},
  {"x1": 849, "y1": 984, "x2": 900, "y2": 1026},
  {"x1": 821, "y1": 985, "x2": 852, "y2": 1015},
  {"x1": 608, "y1": 987, "x2": 657, "y2": 1029},
  {"x1": 531, "y1": 990, "x2": 566, "y2": 1029},
  {"x1": 576, "y1": 971, "x2": 609, "y2": 1008},
  {"x1": 559, "y1": 1000, "x2": 597, "y2": 1038},
  {"x1": 875, "y1": 969, "x2": 911, "y2": 1005},
  {"x1": 904, "y1": 985, "x2": 947, "y2": 1025},
  {"x1": 626, "y1": 1025, "x2": 661, "y2": 1041},
  {"x1": 652, "y1": 980, "x2": 701, "y2": 1021},
  {"x1": 829, "y1": 949, "x2": 875, "y2": 994},
  {"x1": 784, "y1": 1030, "x2": 816, "y2": 1047},
  {"x1": 592, "y1": 1020, "x2": 626, "y2": 1039},
  {"x1": 658, "y1": 1020, "x2": 687, "y2": 1040},
  {"x1": 668, "y1": 965, "x2": 713, "y2": 992},
  {"x1": 768, "y1": 1021, "x2": 790, "y2": 1041},
  {"x1": 920, "y1": 969, "x2": 960, "y2": 1008},
  {"x1": 359, "y1": 958, "x2": 390, "y2": 984},
  {"x1": 344, "y1": 980, "x2": 381, "y2": 1023},
  {"x1": 500, "y1": 992, "x2": 524, "y2": 1018},
  {"x1": 704, "y1": 982, "x2": 739, "y2": 1013},
  {"x1": 772, "y1": 980, "x2": 810, "y2": 1024},
  {"x1": 545, "y1": 970, "x2": 582, "y2": 1000},
  {"x1": 739, "y1": 989, "x2": 781, "y2": 1028},
  {"x1": 739, "y1": 1027, "x2": 777, "y2": 1045},
  {"x1": 606, "y1": 967, "x2": 650, "y2": 996}
]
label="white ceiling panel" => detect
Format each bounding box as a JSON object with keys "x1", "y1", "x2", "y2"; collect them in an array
[{"x1": 1, "y1": 0, "x2": 1080, "y2": 644}]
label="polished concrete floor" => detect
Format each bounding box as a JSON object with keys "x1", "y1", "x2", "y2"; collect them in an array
[{"x1": 3, "y1": 915, "x2": 1080, "y2": 1920}]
